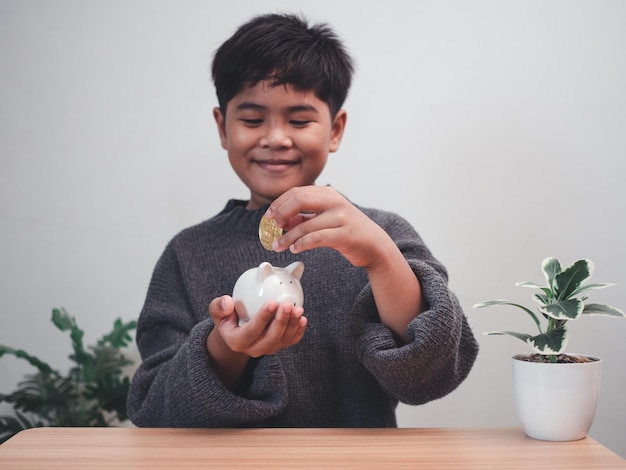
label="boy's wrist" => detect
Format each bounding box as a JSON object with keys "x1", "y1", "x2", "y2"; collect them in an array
[
  {"x1": 363, "y1": 234, "x2": 401, "y2": 273},
  {"x1": 207, "y1": 326, "x2": 238, "y2": 358},
  {"x1": 207, "y1": 328, "x2": 250, "y2": 390}
]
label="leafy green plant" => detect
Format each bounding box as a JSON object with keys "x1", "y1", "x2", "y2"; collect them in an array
[
  {"x1": 474, "y1": 257, "x2": 624, "y2": 363},
  {"x1": 0, "y1": 308, "x2": 137, "y2": 444}
]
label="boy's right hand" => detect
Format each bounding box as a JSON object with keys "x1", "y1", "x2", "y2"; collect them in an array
[
  {"x1": 208, "y1": 295, "x2": 307, "y2": 358},
  {"x1": 206, "y1": 296, "x2": 306, "y2": 390}
]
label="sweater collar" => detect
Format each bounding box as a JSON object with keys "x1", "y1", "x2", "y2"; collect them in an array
[{"x1": 214, "y1": 199, "x2": 269, "y2": 239}]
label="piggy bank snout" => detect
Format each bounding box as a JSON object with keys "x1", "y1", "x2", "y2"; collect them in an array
[
  {"x1": 257, "y1": 276, "x2": 303, "y2": 308},
  {"x1": 271, "y1": 282, "x2": 303, "y2": 306}
]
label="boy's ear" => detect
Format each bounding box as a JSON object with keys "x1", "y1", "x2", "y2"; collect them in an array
[
  {"x1": 213, "y1": 107, "x2": 228, "y2": 150},
  {"x1": 329, "y1": 109, "x2": 347, "y2": 153}
]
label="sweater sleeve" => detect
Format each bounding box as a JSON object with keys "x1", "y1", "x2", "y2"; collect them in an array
[
  {"x1": 352, "y1": 212, "x2": 479, "y2": 405},
  {"x1": 126, "y1": 242, "x2": 288, "y2": 427}
]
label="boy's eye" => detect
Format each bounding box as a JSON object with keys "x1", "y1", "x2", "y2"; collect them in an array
[
  {"x1": 290, "y1": 120, "x2": 311, "y2": 127},
  {"x1": 241, "y1": 118, "x2": 263, "y2": 126}
]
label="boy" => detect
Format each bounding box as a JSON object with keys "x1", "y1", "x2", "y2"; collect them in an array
[{"x1": 127, "y1": 13, "x2": 478, "y2": 428}]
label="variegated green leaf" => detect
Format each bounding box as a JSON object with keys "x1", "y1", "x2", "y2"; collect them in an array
[
  {"x1": 538, "y1": 298, "x2": 583, "y2": 320},
  {"x1": 542, "y1": 257, "x2": 562, "y2": 289},
  {"x1": 527, "y1": 327, "x2": 568, "y2": 355},
  {"x1": 570, "y1": 282, "x2": 615, "y2": 297},
  {"x1": 517, "y1": 282, "x2": 553, "y2": 299},
  {"x1": 582, "y1": 303, "x2": 626, "y2": 318},
  {"x1": 516, "y1": 281, "x2": 543, "y2": 289},
  {"x1": 473, "y1": 299, "x2": 542, "y2": 332},
  {"x1": 484, "y1": 331, "x2": 532, "y2": 343},
  {"x1": 554, "y1": 259, "x2": 593, "y2": 300},
  {"x1": 473, "y1": 299, "x2": 536, "y2": 316}
]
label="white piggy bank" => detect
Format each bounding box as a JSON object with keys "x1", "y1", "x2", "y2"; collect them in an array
[{"x1": 232, "y1": 261, "x2": 305, "y2": 326}]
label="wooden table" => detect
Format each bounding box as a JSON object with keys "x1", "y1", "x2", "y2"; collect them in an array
[{"x1": 0, "y1": 427, "x2": 624, "y2": 469}]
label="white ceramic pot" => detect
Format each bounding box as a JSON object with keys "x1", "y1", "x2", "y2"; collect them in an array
[{"x1": 511, "y1": 355, "x2": 602, "y2": 441}]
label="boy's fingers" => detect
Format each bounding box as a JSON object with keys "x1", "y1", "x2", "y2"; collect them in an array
[
  {"x1": 290, "y1": 316, "x2": 308, "y2": 344},
  {"x1": 222, "y1": 301, "x2": 306, "y2": 356},
  {"x1": 267, "y1": 304, "x2": 308, "y2": 346},
  {"x1": 237, "y1": 301, "x2": 279, "y2": 342},
  {"x1": 269, "y1": 186, "x2": 330, "y2": 226},
  {"x1": 282, "y1": 212, "x2": 317, "y2": 232},
  {"x1": 281, "y1": 307, "x2": 306, "y2": 341}
]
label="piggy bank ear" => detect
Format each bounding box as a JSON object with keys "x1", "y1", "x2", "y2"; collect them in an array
[
  {"x1": 256, "y1": 262, "x2": 276, "y2": 282},
  {"x1": 285, "y1": 261, "x2": 305, "y2": 280}
]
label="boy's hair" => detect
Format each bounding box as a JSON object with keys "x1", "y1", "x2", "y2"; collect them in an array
[{"x1": 212, "y1": 13, "x2": 354, "y2": 118}]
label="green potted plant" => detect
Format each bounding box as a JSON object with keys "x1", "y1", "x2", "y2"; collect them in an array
[
  {"x1": 0, "y1": 308, "x2": 137, "y2": 444},
  {"x1": 474, "y1": 257, "x2": 624, "y2": 441}
]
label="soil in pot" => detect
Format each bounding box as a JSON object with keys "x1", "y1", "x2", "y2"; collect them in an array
[{"x1": 514, "y1": 353, "x2": 598, "y2": 364}]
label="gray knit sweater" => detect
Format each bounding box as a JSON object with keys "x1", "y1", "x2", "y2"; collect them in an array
[{"x1": 127, "y1": 199, "x2": 478, "y2": 428}]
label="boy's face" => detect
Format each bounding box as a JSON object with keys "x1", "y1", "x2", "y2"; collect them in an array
[{"x1": 213, "y1": 81, "x2": 347, "y2": 210}]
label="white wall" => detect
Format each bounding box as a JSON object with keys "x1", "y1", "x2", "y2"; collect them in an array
[{"x1": 1, "y1": 0, "x2": 625, "y2": 457}]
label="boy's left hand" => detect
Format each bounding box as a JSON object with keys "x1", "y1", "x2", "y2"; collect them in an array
[
  {"x1": 266, "y1": 185, "x2": 425, "y2": 343},
  {"x1": 265, "y1": 186, "x2": 392, "y2": 269}
]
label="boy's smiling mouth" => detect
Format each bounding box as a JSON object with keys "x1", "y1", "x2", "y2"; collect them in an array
[{"x1": 253, "y1": 158, "x2": 300, "y2": 172}]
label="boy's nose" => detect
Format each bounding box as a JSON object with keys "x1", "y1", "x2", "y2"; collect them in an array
[{"x1": 260, "y1": 127, "x2": 292, "y2": 149}]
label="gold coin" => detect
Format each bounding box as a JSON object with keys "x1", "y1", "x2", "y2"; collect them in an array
[{"x1": 259, "y1": 215, "x2": 283, "y2": 251}]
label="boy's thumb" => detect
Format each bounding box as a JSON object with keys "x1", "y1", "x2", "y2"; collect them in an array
[{"x1": 210, "y1": 295, "x2": 235, "y2": 320}]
